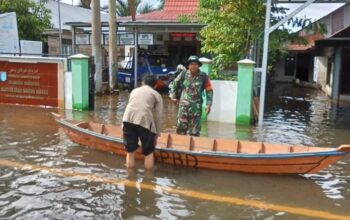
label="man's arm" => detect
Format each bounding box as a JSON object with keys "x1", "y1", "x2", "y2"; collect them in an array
[
  {"x1": 169, "y1": 71, "x2": 184, "y2": 104},
  {"x1": 155, "y1": 94, "x2": 164, "y2": 136},
  {"x1": 205, "y1": 78, "x2": 213, "y2": 114}
]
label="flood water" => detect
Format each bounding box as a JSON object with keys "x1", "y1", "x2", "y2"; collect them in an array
[{"x1": 1, "y1": 84, "x2": 350, "y2": 219}]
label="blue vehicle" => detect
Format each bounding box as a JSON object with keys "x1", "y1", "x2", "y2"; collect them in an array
[{"x1": 118, "y1": 51, "x2": 176, "y2": 91}]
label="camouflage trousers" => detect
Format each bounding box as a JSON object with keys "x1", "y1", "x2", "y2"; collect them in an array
[{"x1": 176, "y1": 103, "x2": 202, "y2": 136}]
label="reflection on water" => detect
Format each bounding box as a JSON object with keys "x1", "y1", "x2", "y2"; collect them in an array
[{"x1": 0, "y1": 84, "x2": 350, "y2": 219}]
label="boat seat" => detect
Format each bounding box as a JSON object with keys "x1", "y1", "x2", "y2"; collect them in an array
[
  {"x1": 75, "y1": 122, "x2": 89, "y2": 129},
  {"x1": 238, "y1": 141, "x2": 262, "y2": 154},
  {"x1": 157, "y1": 133, "x2": 170, "y2": 148},
  {"x1": 214, "y1": 138, "x2": 239, "y2": 153},
  {"x1": 88, "y1": 122, "x2": 104, "y2": 133},
  {"x1": 262, "y1": 143, "x2": 291, "y2": 154},
  {"x1": 191, "y1": 136, "x2": 215, "y2": 152},
  {"x1": 168, "y1": 134, "x2": 192, "y2": 151},
  {"x1": 291, "y1": 145, "x2": 327, "y2": 153},
  {"x1": 291, "y1": 145, "x2": 310, "y2": 153},
  {"x1": 102, "y1": 125, "x2": 123, "y2": 138}
]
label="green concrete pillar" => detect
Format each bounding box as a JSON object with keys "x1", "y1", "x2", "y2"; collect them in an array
[
  {"x1": 70, "y1": 54, "x2": 89, "y2": 110},
  {"x1": 199, "y1": 57, "x2": 212, "y2": 121},
  {"x1": 199, "y1": 57, "x2": 212, "y2": 75},
  {"x1": 236, "y1": 59, "x2": 255, "y2": 125}
]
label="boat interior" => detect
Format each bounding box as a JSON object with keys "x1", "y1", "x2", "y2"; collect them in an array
[{"x1": 73, "y1": 121, "x2": 332, "y2": 154}]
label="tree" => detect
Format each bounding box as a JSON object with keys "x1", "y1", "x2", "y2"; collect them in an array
[
  {"x1": 198, "y1": 0, "x2": 317, "y2": 76},
  {"x1": 0, "y1": 0, "x2": 51, "y2": 41},
  {"x1": 79, "y1": 0, "x2": 91, "y2": 9},
  {"x1": 101, "y1": 0, "x2": 158, "y2": 16},
  {"x1": 157, "y1": 0, "x2": 165, "y2": 10}
]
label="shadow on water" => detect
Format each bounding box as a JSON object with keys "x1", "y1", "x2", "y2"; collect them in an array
[{"x1": 1, "y1": 83, "x2": 350, "y2": 219}]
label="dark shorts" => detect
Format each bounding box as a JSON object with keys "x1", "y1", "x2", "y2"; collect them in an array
[{"x1": 122, "y1": 122, "x2": 156, "y2": 156}]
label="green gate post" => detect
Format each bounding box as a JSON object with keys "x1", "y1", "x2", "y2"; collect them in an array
[
  {"x1": 70, "y1": 54, "x2": 89, "y2": 110},
  {"x1": 236, "y1": 59, "x2": 255, "y2": 125},
  {"x1": 199, "y1": 57, "x2": 212, "y2": 121}
]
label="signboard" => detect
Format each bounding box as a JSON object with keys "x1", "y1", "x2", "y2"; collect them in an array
[
  {"x1": 138, "y1": 34, "x2": 153, "y2": 45},
  {"x1": 170, "y1": 32, "x2": 196, "y2": 42},
  {"x1": 118, "y1": 33, "x2": 154, "y2": 45},
  {"x1": 119, "y1": 33, "x2": 134, "y2": 45},
  {"x1": 0, "y1": 12, "x2": 20, "y2": 54},
  {"x1": 0, "y1": 61, "x2": 58, "y2": 107},
  {"x1": 20, "y1": 40, "x2": 42, "y2": 55},
  {"x1": 76, "y1": 33, "x2": 90, "y2": 45}
]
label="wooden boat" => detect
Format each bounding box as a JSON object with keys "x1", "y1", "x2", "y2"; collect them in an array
[{"x1": 52, "y1": 113, "x2": 350, "y2": 174}]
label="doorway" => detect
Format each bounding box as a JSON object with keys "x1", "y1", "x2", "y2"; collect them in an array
[
  {"x1": 168, "y1": 45, "x2": 197, "y2": 66},
  {"x1": 340, "y1": 48, "x2": 350, "y2": 94},
  {"x1": 296, "y1": 53, "x2": 311, "y2": 81}
]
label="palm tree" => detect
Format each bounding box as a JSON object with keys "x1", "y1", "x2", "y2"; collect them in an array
[
  {"x1": 157, "y1": 0, "x2": 164, "y2": 10},
  {"x1": 79, "y1": 0, "x2": 91, "y2": 9},
  {"x1": 101, "y1": 0, "x2": 158, "y2": 16}
]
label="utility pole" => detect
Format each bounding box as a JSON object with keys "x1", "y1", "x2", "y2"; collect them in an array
[
  {"x1": 92, "y1": 0, "x2": 103, "y2": 94},
  {"x1": 57, "y1": 0, "x2": 62, "y2": 56},
  {"x1": 108, "y1": 0, "x2": 117, "y2": 93}
]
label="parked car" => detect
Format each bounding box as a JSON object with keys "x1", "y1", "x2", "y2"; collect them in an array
[{"x1": 118, "y1": 51, "x2": 176, "y2": 91}]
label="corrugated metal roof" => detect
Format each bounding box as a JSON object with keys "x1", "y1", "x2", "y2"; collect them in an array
[{"x1": 37, "y1": 0, "x2": 109, "y2": 30}]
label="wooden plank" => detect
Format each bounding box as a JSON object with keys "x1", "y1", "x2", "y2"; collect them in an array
[
  {"x1": 157, "y1": 133, "x2": 169, "y2": 149},
  {"x1": 102, "y1": 124, "x2": 123, "y2": 138},
  {"x1": 215, "y1": 138, "x2": 239, "y2": 153},
  {"x1": 238, "y1": 140, "x2": 262, "y2": 154},
  {"x1": 168, "y1": 134, "x2": 191, "y2": 151},
  {"x1": 262, "y1": 143, "x2": 291, "y2": 154},
  {"x1": 88, "y1": 122, "x2": 103, "y2": 133},
  {"x1": 191, "y1": 136, "x2": 215, "y2": 152}
]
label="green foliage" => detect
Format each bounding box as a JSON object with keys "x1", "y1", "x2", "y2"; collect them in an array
[
  {"x1": 209, "y1": 70, "x2": 237, "y2": 81},
  {"x1": 198, "y1": 0, "x2": 322, "y2": 78},
  {"x1": 0, "y1": 0, "x2": 51, "y2": 41},
  {"x1": 101, "y1": 0, "x2": 158, "y2": 16},
  {"x1": 79, "y1": 0, "x2": 91, "y2": 9},
  {"x1": 198, "y1": 0, "x2": 265, "y2": 70},
  {"x1": 157, "y1": 0, "x2": 165, "y2": 10},
  {"x1": 178, "y1": 14, "x2": 197, "y2": 23}
]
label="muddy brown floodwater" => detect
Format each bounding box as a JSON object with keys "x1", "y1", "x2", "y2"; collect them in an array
[{"x1": 0, "y1": 84, "x2": 349, "y2": 219}]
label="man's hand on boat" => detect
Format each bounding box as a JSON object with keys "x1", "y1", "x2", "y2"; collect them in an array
[{"x1": 171, "y1": 98, "x2": 179, "y2": 105}]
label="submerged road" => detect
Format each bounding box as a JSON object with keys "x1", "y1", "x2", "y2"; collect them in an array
[{"x1": 0, "y1": 159, "x2": 349, "y2": 220}]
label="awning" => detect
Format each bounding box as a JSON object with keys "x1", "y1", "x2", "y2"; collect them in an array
[{"x1": 315, "y1": 38, "x2": 350, "y2": 47}]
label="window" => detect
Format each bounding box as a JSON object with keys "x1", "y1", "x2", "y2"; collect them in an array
[{"x1": 285, "y1": 56, "x2": 295, "y2": 76}]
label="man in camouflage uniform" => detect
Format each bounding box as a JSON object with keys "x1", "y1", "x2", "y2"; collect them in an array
[{"x1": 169, "y1": 55, "x2": 213, "y2": 136}]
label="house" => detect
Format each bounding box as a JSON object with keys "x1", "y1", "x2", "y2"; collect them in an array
[
  {"x1": 66, "y1": 0, "x2": 203, "y2": 67},
  {"x1": 40, "y1": 0, "x2": 108, "y2": 56},
  {"x1": 275, "y1": 3, "x2": 350, "y2": 101}
]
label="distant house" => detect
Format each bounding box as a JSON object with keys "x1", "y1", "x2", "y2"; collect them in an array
[
  {"x1": 275, "y1": 3, "x2": 350, "y2": 101},
  {"x1": 119, "y1": 0, "x2": 202, "y2": 65},
  {"x1": 65, "y1": 0, "x2": 203, "y2": 67},
  {"x1": 41, "y1": 0, "x2": 108, "y2": 57}
]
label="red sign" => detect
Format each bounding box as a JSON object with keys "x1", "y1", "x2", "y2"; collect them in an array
[
  {"x1": 0, "y1": 61, "x2": 58, "y2": 107},
  {"x1": 170, "y1": 32, "x2": 196, "y2": 41}
]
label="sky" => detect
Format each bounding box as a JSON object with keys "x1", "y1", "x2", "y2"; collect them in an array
[{"x1": 60, "y1": 0, "x2": 344, "y2": 22}]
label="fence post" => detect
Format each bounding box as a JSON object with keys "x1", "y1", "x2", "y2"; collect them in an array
[
  {"x1": 236, "y1": 59, "x2": 255, "y2": 125},
  {"x1": 69, "y1": 54, "x2": 89, "y2": 110}
]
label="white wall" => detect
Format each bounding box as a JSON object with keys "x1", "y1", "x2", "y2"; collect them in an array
[
  {"x1": 207, "y1": 80, "x2": 237, "y2": 124},
  {"x1": 315, "y1": 55, "x2": 335, "y2": 97}
]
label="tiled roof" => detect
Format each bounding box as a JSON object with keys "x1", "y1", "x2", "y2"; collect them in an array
[
  {"x1": 164, "y1": 0, "x2": 199, "y2": 12},
  {"x1": 288, "y1": 33, "x2": 325, "y2": 51},
  {"x1": 120, "y1": 0, "x2": 199, "y2": 22}
]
